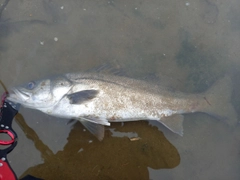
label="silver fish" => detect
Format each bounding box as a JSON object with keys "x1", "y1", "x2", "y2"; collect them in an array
[{"x1": 7, "y1": 73, "x2": 237, "y2": 140}]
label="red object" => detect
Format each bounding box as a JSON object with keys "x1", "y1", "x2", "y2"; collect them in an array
[
  {"x1": 0, "y1": 158, "x2": 17, "y2": 180},
  {"x1": 0, "y1": 96, "x2": 18, "y2": 180},
  {"x1": 0, "y1": 129, "x2": 17, "y2": 180},
  {"x1": 0, "y1": 130, "x2": 15, "y2": 145}
]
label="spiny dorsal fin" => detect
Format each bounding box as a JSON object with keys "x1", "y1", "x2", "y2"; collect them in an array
[{"x1": 87, "y1": 63, "x2": 126, "y2": 76}]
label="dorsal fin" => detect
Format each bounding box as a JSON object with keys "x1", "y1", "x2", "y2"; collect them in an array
[{"x1": 87, "y1": 63, "x2": 125, "y2": 76}]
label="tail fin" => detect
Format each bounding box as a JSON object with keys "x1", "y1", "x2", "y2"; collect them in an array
[{"x1": 201, "y1": 76, "x2": 238, "y2": 125}]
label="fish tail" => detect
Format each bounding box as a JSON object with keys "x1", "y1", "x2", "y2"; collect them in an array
[{"x1": 201, "y1": 75, "x2": 238, "y2": 125}]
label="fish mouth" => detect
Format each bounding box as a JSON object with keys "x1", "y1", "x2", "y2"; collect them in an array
[{"x1": 7, "y1": 88, "x2": 31, "y2": 103}]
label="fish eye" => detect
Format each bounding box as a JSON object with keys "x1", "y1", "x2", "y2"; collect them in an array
[{"x1": 27, "y1": 81, "x2": 35, "y2": 90}]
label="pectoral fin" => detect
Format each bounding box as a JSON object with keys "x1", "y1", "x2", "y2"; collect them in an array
[
  {"x1": 159, "y1": 114, "x2": 184, "y2": 136},
  {"x1": 80, "y1": 120, "x2": 105, "y2": 141},
  {"x1": 67, "y1": 90, "x2": 99, "y2": 104}
]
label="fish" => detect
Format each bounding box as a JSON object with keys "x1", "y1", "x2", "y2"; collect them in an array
[{"x1": 6, "y1": 72, "x2": 237, "y2": 140}]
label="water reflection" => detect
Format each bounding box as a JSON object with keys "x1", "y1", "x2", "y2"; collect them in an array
[{"x1": 15, "y1": 114, "x2": 180, "y2": 179}]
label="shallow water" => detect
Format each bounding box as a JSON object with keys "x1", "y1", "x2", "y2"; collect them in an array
[{"x1": 0, "y1": 0, "x2": 240, "y2": 179}]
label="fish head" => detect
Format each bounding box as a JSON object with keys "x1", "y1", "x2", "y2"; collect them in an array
[{"x1": 7, "y1": 76, "x2": 73, "y2": 109}]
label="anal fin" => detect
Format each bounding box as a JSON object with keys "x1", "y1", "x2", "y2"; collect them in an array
[{"x1": 159, "y1": 114, "x2": 184, "y2": 136}]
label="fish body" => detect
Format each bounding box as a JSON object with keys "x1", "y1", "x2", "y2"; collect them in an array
[{"x1": 7, "y1": 72, "x2": 237, "y2": 140}]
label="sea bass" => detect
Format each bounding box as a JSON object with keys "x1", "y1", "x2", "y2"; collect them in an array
[{"x1": 7, "y1": 73, "x2": 237, "y2": 140}]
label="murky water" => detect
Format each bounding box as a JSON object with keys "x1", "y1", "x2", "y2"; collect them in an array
[{"x1": 1, "y1": 0, "x2": 240, "y2": 179}]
